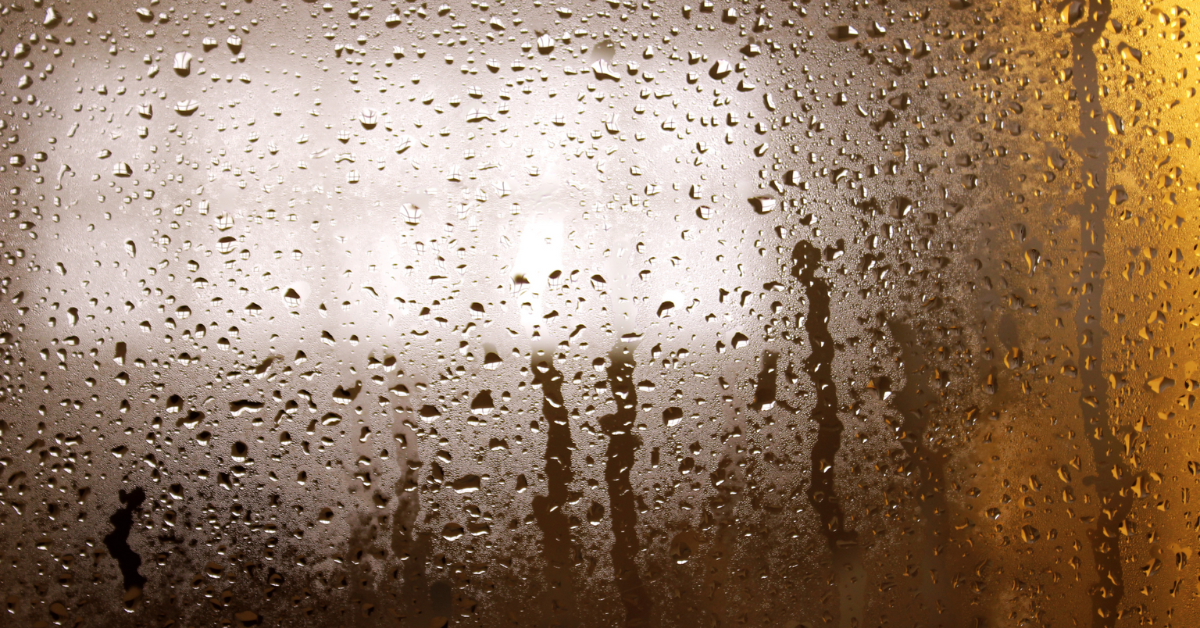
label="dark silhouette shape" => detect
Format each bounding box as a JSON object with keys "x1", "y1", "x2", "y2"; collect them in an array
[{"x1": 103, "y1": 487, "x2": 147, "y2": 592}]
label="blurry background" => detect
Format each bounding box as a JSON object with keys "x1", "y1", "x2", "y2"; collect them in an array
[{"x1": 0, "y1": 1, "x2": 1196, "y2": 626}]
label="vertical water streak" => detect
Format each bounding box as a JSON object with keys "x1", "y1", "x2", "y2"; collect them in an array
[
  {"x1": 600, "y1": 342, "x2": 650, "y2": 626},
  {"x1": 751, "y1": 351, "x2": 779, "y2": 413},
  {"x1": 391, "y1": 423, "x2": 432, "y2": 621},
  {"x1": 888, "y1": 320, "x2": 957, "y2": 626},
  {"x1": 531, "y1": 355, "x2": 580, "y2": 622},
  {"x1": 1067, "y1": 2, "x2": 1131, "y2": 625},
  {"x1": 793, "y1": 241, "x2": 863, "y2": 628}
]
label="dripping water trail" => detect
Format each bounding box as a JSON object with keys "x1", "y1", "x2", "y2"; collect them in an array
[
  {"x1": 531, "y1": 354, "x2": 580, "y2": 622},
  {"x1": 600, "y1": 341, "x2": 650, "y2": 627},
  {"x1": 1068, "y1": 3, "x2": 1130, "y2": 626},
  {"x1": 751, "y1": 350, "x2": 779, "y2": 413},
  {"x1": 888, "y1": 320, "x2": 956, "y2": 626},
  {"x1": 103, "y1": 487, "x2": 147, "y2": 593},
  {"x1": 793, "y1": 241, "x2": 863, "y2": 628},
  {"x1": 391, "y1": 423, "x2": 433, "y2": 621}
]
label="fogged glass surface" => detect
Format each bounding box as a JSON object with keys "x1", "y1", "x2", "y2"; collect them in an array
[{"x1": 0, "y1": 1, "x2": 1195, "y2": 626}]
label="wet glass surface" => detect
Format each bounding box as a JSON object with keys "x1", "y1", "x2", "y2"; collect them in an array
[{"x1": 0, "y1": 1, "x2": 1197, "y2": 626}]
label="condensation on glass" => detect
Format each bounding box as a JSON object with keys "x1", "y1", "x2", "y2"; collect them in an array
[{"x1": 0, "y1": 0, "x2": 1195, "y2": 626}]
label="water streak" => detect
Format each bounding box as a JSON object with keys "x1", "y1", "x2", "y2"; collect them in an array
[
  {"x1": 793, "y1": 241, "x2": 863, "y2": 628},
  {"x1": 600, "y1": 342, "x2": 650, "y2": 626}
]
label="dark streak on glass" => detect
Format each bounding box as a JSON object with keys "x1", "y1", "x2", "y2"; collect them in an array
[
  {"x1": 600, "y1": 342, "x2": 650, "y2": 626},
  {"x1": 751, "y1": 350, "x2": 779, "y2": 413},
  {"x1": 793, "y1": 241, "x2": 861, "y2": 627},
  {"x1": 887, "y1": 320, "x2": 957, "y2": 627},
  {"x1": 103, "y1": 487, "x2": 147, "y2": 592},
  {"x1": 531, "y1": 354, "x2": 580, "y2": 620},
  {"x1": 391, "y1": 427, "x2": 434, "y2": 621},
  {"x1": 1069, "y1": 2, "x2": 1130, "y2": 626},
  {"x1": 430, "y1": 580, "x2": 453, "y2": 627}
]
